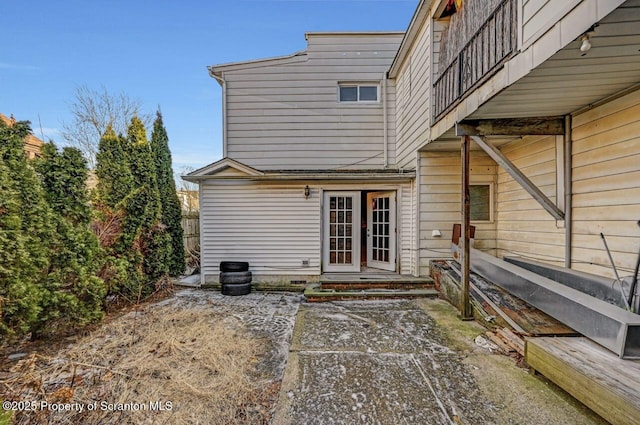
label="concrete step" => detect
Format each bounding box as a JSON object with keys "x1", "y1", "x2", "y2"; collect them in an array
[
  {"x1": 320, "y1": 276, "x2": 435, "y2": 291},
  {"x1": 304, "y1": 285, "x2": 439, "y2": 303}
]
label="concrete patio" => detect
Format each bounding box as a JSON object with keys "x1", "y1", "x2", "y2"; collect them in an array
[{"x1": 272, "y1": 297, "x2": 607, "y2": 425}]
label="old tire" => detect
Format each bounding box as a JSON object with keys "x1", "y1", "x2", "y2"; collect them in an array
[
  {"x1": 221, "y1": 282, "x2": 252, "y2": 296},
  {"x1": 219, "y1": 271, "x2": 252, "y2": 284},
  {"x1": 220, "y1": 261, "x2": 249, "y2": 272}
]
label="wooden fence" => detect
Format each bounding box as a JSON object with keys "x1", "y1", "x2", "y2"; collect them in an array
[{"x1": 182, "y1": 213, "x2": 200, "y2": 252}]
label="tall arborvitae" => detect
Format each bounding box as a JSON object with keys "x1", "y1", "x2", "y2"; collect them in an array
[
  {"x1": 125, "y1": 116, "x2": 171, "y2": 284},
  {"x1": 95, "y1": 124, "x2": 133, "y2": 208},
  {"x1": 33, "y1": 143, "x2": 106, "y2": 336},
  {"x1": 151, "y1": 111, "x2": 185, "y2": 276},
  {"x1": 94, "y1": 123, "x2": 143, "y2": 297},
  {"x1": 0, "y1": 120, "x2": 51, "y2": 335}
]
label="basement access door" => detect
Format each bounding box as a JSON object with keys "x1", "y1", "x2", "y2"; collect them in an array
[{"x1": 322, "y1": 190, "x2": 397, "y2": 273}]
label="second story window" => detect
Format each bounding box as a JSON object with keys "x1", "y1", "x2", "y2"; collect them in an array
[{"x1": 339, "y1": 84, "x2": 379, "y2": 103}]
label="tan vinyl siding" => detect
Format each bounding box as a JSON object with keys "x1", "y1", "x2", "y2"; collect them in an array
[
  {"x1": 200, "y1": 181, "x2": 321, "y2": 282},
  {"x1": 570, "y1": 87, "x2": 640, "y2": 278},
  {"x1": 395, "y1": 19, "x2": 433, "y2": 169},
  {"x1": 223, "y1": 33, "x2": 403, "y2": 170},
  {"x1": 418, "y1": 152, "x2": 497, "y2": 276},
  {"x1": 495, "y1": 135, "x2": 565, "y2": 265}
]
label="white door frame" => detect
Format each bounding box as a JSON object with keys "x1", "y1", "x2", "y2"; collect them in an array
[
  {"x1": 322, "y1": 191, "x2": 361, "y2": 272},
  {"x1": 366, "y1": 191, "x2": 397, "y2": 272}
]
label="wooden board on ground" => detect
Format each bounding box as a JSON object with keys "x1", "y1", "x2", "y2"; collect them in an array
[
  {"x1": 526, "y1": 337, "x2": 640, "y2": 425},
  {"x1": 440, "y1": 260, "x2": 576, "y2": 336}
]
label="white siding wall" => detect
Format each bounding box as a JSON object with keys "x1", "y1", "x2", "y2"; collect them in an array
[
  {"x1": 200, "y1": 179, "x2": 416, "y2": 282},
  {"x1": 223, "y1": 33, "x2": 403, "y2": 170},
  {"x1": 418, "y1": 151, "x2": 498, "y2": 276},
  {"x1": 400, "y1": 181, "x2": 415, "y2": 274},
  {"x1": 395, "y1": 19, "x2": 433, "y2": 169},
  {"x1": 571, "y1": 88, "x2": 640, "y2": 278},
  {"x1": 495, "y1": 135, "x2": 566, "y2": 265},
  {"x1": 521, "y1": 0, "x2": 628, "y2": 50},
  {"x1": 200, "y1": 181, "x2": 321, "y2": 282}
]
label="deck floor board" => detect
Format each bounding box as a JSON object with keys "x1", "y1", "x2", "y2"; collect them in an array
[{"x1": 526, "y1": 336, "x2": 640, "y2": 425}]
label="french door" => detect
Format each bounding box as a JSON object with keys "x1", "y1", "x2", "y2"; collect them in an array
[
  {"x1": 366, "y1": 191, "x2": 396, "y2": 272},
  {"x1": 323, "y1": 192, "x2": 361, "y2": 272}
]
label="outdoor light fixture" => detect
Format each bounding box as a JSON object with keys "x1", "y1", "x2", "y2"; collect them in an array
[
  {"x1": 304, "y1": 185, "x2": 310, "y2": 199},
  {"x1": 579, "y1": 25, "x2": 597, "y2": 56},
  {"x1": 580, "y1": 34, "x2": 592, "y2": 55}
]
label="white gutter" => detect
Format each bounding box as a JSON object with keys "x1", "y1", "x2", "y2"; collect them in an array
[
  {"x1": 210, "y1": 71, "x2": 228, "y2": 157},
  {"x1": 382, "y1": 73, "x2": 388, "y2": 168},
  {"x1": 183, "y1": 171, "x2": 416, "y2": 183}
]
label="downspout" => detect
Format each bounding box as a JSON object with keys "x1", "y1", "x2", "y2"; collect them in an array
[
  {"x1": 564, "y1": 114, "x2": 573, "y2": 268},
  {"x1": 211, "y1": 72, "x2": 228, "y2": 157},
  {"x1": 382, "y1": 73, "x2": 388, "y2": 168}
]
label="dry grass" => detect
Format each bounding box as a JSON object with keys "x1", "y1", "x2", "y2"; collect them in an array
[{"x1": 2, "y1": 304, "x2": 277, "y2": 425}]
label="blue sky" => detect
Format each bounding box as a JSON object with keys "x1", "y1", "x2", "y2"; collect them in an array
[{"x1": 1, "y1": 0, "x2": 417, "y2": 173}]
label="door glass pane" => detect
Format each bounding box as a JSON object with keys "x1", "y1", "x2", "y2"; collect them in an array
[
  {"x1": 328, "y1": 195, "x2": 355, "y2": 265},
  {"x1": 370, "y1": 195, "x2": 393, "y2": 265}
]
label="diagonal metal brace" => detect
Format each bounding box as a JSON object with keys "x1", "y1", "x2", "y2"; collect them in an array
[{"x1": 471, "y1": 135, "x2": 565, "y2": 221}]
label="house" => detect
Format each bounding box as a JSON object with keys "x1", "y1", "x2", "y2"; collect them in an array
[
  {"x1": 0, "y1": 112, "x2": 44, "y2": 159},
  {"x1": 390, "y1": 0, "x2": 640, "y2": 282},
  {"x1": 186, "y1": 32, "x2": 413, "y2": 284},
  {"x1": 186, "y1": 0, "x2": 640, "y2": 292},
  {"x1": 177, "y1": 189, "x2": 199, "y2": 213}
]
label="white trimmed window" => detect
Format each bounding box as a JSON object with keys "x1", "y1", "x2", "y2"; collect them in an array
[
  {"x1": 339, "y1": 84, "x2": 379, "y2": 102},
  {"x1": 470, "y1": 184, "x2": 493, "y2": 222}
]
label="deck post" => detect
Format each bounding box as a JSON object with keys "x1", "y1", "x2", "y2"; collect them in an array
[{"x1": 460, "y1": 135, "x2": 473, "y2": 320}]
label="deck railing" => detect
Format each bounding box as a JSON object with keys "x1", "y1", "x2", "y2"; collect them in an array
[{"x1": 433, "y1": 0, "x2": 517, "y2": 121}]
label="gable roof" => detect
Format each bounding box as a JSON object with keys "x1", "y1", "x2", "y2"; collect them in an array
[{"x1": 184, "y1": 157, "x2": 264, "y2": 180}]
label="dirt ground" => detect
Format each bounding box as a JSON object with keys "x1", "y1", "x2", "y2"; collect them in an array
[
  {"x1": 0, "y1": 290, "x2": 302, "y2": 425},
  {"x1": 2, "y1": 290, "x2": 608, "y2": 425}
]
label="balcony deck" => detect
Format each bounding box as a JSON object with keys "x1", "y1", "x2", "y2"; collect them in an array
[{"x1": 433, "y1": 0, "x2": 517, "y2": 120}]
